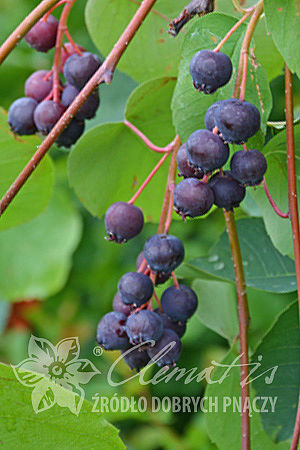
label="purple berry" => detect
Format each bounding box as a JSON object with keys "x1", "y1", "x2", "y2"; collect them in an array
[
  {"x1": 55, "y1": 118, "x2": 85, "y2": 148},
  {"x1": 63, "y1": 52, "x2": 102, "y2": 89},
  {"x1": 204, "y1": 101, "x2": 224, "y2": 131},
  {"x1": 174, "y1": 178, "x2": 214, "y2": 218},
  {"x1": 8, "y1": 97, "x2": 37, "y2": 135},
  {"x1": 177, "y1": 144, "x2": 204, "y2": 179},
  {"x1": 25, "y1": 70, "x2": 53, "y2": 103},
  {"x1": 118, "y1": 272, "x2": 153, "y2": 307},
  {"x1": 230, "y1": 149, "x2": 267, "y2": 186},
  {"x1": 34, "y1": 100, "x2": 65, "y2": 134},
  {"x1": 215, "y1": 99, "x2": 261, "y2": 144},
  {"x1": 105, "y1": 201, "x2": 144, "y2": 243},
  {"x1": 126, "y1": 310, "x2": 164, "y2": 345},
  {"x1": 121, "y1": 347, "x2": 150, "y2": 371},
  {"x1": 161, "y1": 285, "x2": 198, "y2": 322},
  {"x1": 154, "y1": 308, "x2": 186, "y2": 338},
  {"x1": 143, "y1": 234, "x2": 184, "y2": 275},
  {"x1": 147, "y1": 329, "x2": 182, "y2": 367},
  {"x1": 25, "y1": 15, "x2": 58, "y2": 53},
  {"x1": 190, "y1": 50, "x2": 232, "y2": 94},
  {"x1": 61, "y1": 84, "x2": 100, "y2": 120},
  {"x1": 97, "y1": 311, "x2": 130, "y2": 350},
  {"x1": 113, "y1": 292, "x2": 132, "y2": 316},
  {"x1": 186, "y1": 129, "x2": 229, "y2": 173},
  {"x1": 209, "y1": 171, "x2": 246, "y2": 210}
]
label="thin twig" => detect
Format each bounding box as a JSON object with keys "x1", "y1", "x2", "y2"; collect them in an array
[
  {"x1": 168, "y1": 0, "x2": 214, "y2": 37},
  {"x1": 214, "y1": 8, "x2": 253, "y2": 52},
  {"x1": 128, "y1": 152, "x2": 171, "y2": 204},
  {"x1": 124, "y1": 120, "x2": 175, "y2": 153},
  {"x1": 286, "y1": 64, "x2": 300, "y2": 450},
  {"x1": 224, "y1": 210, "x2": 250, "y2": 450},
  {"x1": 0, "y1": 0, "x2": 159, "y2": 217},
  {"x1": 0, "y1": 0, "x2": 58, "y2": 64},
  {"x1": 262, "y1": 178, "x2": 289, "y2": 219}
]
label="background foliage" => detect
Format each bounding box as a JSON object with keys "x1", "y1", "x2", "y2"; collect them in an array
[{"x1": 0, "y1": 0, "x2": 299, "y2": 448}]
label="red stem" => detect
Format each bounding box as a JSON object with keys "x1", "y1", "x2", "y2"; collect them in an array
[
  {"x1": 286, "y1": 64, "x2": 300, "y2": 450},
  {"x1": 0, "y1": 0, "x2": 159, "y2": 217},
  {"x1": 171, "y1": 272, "x2": 180, "y2": 289},
  {"x1": 128, "y1": 152, "x2": 171, "y2": 205},
  {"x1": 52, "y1": 0, "x2": 76, "y2": 103},
  {"x1": 164, "y1": 183, "x2": 175, "y2": 234},
  {"x1": 64, "y1": 29, "x2": 82, "y2": 54},
  {"x1": 43, "y1": 0, "x2": 67, "y2": 21},
  {"x1": 214, "y1": 8, "x2": 253, "y2": 52},
  {"x1": 124, "y1": 120, "x2": 174, "y2": 153},
  {"x1": 262, "y1": 178, "x2": 289, "y2": 219},
  {"x1": 157, "y1": 136, "x2": 181, "y2": 233},
  {"x1": 0, "y1": 0, "x2": 58, "y2": 64}
]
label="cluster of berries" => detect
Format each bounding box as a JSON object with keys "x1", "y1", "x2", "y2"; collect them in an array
[
  {"x1": 7, "y1": 15, "x2": 101, "y2": 148},
  {"x1": 97, "y1": 224, "x2": 198, "y2": 369},
  {"x1": 173, "y1": 49, "x2": 268, "y2": 218}
]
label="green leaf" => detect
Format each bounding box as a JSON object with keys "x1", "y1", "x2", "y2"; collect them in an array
[
  {"x1": 251, "y1": 126, "x2": 300, "y2": 258},
  {"x1": 205, "y1": 350, "x2": 290, "y2": 450},
  {"x1": 0, "y1": 363, "x2": 125, "y2": 449},
  {"x1": 264, "y1": 0, "x2": 300, "y2": 78},
  {"x1": 183, "y1": 218, "x2": 297, "y2": 293},
  {"x1": 0, "y1": 186, "x2": 82, "y2": 301},
  {"x1": 191, "y1": 279, "x2": 295, "y2": 350},
  {"x1": 171, "y1": 13, "x2": 272, "y2": 142},
  {"x1": 253, "y1": 301, "x2": 300, "y2": 442},
  {"x1": 69, "y1": 77, "x2": 176, "y2": 222},
  {"x1": 0, "y1": 108, "x2": 54, "y2": 231},
  {"x1": 85, "y1": 0, "x2": 187, "y2": 82}
]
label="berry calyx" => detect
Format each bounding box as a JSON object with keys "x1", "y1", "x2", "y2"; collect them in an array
[
  {"x1": 33, "y1": 100, "x2": 65, "y2": 134},
  {"x1": 136, "y1": 252, "x2": 169, "y2": 285},
  {"x1": 161, "y1": 285, "x2": 198, "y2": 322},
  {"x1": 8, "y1": 97, "x2": 38, "y2": 135},
  {"x1": 147, "y1": 329, "x2": 182, "y2": 367},
  {"x1": 143, "y1": 234, "x2": 185, "y2": 275},
  {"x1": 25, "y1": 70, "x2": 53, "y2": 103},
  {"x1": 190, "y1": 49, "x2": 232, "y2": 94},
  {"x1": 186, "y1": 129, "x2": 229, "y2": 173},
  {"x1": 25, "y1": 15, "x2": 58, "y2": 53},
  {"x1": 126, "y1": 310, "x2": 164, "y2": 345},
  {"x1": 174, "y1": 178, "x2": 214, "y2": 218},
  {"x1": 105, "y1": 201, "x2": 144, "y2": 243},
  {"x1": 230, "y1": 149, "x2": 267, "y2": 186},
  {"x1": 118, "y1": 271, "x2": 153, "y2": 307},
  {"x1": 177, "y1": 144, "x2": 204, "y2": 179},
  {"x1": 63, "y1": 52, "x2": 102, "y2": 89},
  {"x1": 215, "y1": 99, "x2": 261, "y2": 144},
  {"x1": 209, "y1": 171, "x2": 246, "y2": 210},
  {"x1": 97, "y1": 311, "x2": 130, "y2": 350}
]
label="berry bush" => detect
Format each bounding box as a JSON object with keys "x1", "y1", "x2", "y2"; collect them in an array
[{"x1": 0, "y1": 0, "x2": 299, "y2": 449}]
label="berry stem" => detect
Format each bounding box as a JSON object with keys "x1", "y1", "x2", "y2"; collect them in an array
[
  {"x1": 233, "y1": 0, "x2": 264, "y2": 100},
  {"x1": 128, "y1": 152, "x2": 171, "y2": 205},
  {"x1": 214, "y1": 8, "x2": 253, "y2": 53},
  {"x1": 43, "y1": 0, "x2": 67, "y2": 21},
  {"x1": 0, "y1": 0, "x2": 159, "y2": 217},
  {"x1": 286, "y1": 64, "x2": 300, "y2": 450},
  {"x1": 52, "y1": 0, "x2": 76, "y2": 103},
  {"x1": 171, "y1": 271, "x2": 180, "y2": 289},
  {"x1": 64, "y1": 29, "x2": 82, "y2": 54},
  {"x1": 164, "y1": 183, "x2": 175, "y2": 234},
  {"x1": 158, "y1": 136, "x2": 181, "y2": 233},
  {"x1": 124, "y1": 120, "x2": 175, "y2": 153},
  {"x1": 137, "y1": 258, "x2": 148, "y2": 274},
  {"x1": 262, "y1": 178, "x2": 289, "y2": 219},
  {"x1": 224, "y1": 209, "x2": 250, "y2": 450},
  {"x1": 0, "y1": 0, "x2": 58, "y2": 64}
]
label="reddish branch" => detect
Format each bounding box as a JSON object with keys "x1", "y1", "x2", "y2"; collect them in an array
[
  {"x1": 168, "y1": 0, "x2": 214, "y2": 37},
  {"x1": 286, "y1": 65, "x2": 300, "y2": 450},
  {"x1": 124, "y1": 120, "x2": 175, "y2": 153},
  {"x1": 224, "y1": 210, "x2": 250, "y2": 450},
  {"x1": 0, "y1": 0, "x2": 58, "y2": 64},
  {"x1": 0, "y1": 0, "x2": 159, "y2": 218},
  {"x1": 214, "y1": 8, "x2": 253, "y2": 53},
  {"x1": 262, "y1": 178, "x2": 289, "y2": 219}
]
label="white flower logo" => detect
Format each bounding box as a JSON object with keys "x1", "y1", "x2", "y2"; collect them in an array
[{"x1": 12, "y1": 335, "x2": 100, "y2": 415}]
